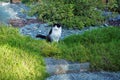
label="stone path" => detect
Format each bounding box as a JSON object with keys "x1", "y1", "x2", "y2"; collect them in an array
[
  {"x1": 20, "y1": 23, "x2": 104, "y2": 40},
  {"x1": 45, "y1": 58, "x2": 120, "y2": 80},
  {"x1": 46, "y1": 71, "x2": 120, "y2": 80},
  {"x1": 44, "y1": 57, "x2": 90, "y2": 75}
]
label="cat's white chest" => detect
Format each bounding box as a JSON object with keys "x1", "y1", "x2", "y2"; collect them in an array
[{"x1": 50, "y1": 27, "x2": 62, "y2": 42}]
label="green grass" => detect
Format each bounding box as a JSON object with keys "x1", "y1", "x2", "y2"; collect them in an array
[
  {"x1": 0, "y1": 25, "x2": 47, "y2": 80},
  {"x1": 61, "y1": 27, "x2": 120, "y2": 71},
  {"x1": 0, "y1": 24, "x2": 120, "y2": 80},
  {"x1": 40, "y1": 26, "x2": 120, "y2": 71}
]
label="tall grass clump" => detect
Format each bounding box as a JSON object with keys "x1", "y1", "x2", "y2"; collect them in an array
[
  {"x1": 61, "y1": 27, "x2": 120, "y2": 71},
  {"x1": 41, "y1": 26, "x2": 120, "y2": 71},
  {"x1": 0, "y1": 24, "x2": 47, "y2": 80}
]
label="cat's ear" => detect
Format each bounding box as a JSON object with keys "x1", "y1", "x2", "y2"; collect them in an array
[{"x1": 53, "y1": 24, "x2": 56, "y2": 27}]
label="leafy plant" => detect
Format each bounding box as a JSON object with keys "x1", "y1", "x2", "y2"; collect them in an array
[
  {"x1": 116, "y1": 0, "x2": 120, "y2": 13},
  {"x1": 28, "y1": 0, "x2": 105, "y2": 29}
]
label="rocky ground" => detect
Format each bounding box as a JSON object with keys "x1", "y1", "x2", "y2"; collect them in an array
[
  {"x1": 0, "y1": 2, "x2": 120, "y2": 80},
  {"x1": 46, "y1": 71, "x2": 120, "y2": 80},
  {"x1": 45, "y1": 58, "x2": 120, "y2": 80}
]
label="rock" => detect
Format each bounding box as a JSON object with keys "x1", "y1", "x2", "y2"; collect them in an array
[
  {"x1": 46, "y1": 63, "x2": 90, "y2": 75},
  {"x1": 44, "y1": 58, "x2": 90, "y2": 75},
  {"x1": 20, "y1": 23, "x2": 41, "y2": 38},
  {"x1": 0, "y1": 3, "x2": 20, "y2": 23},
  {"x1": 103, "y1": 23, "x2": 109, "y2": 27},
  {"x1": 102, "y1": 11, "x2": 112, "y2": 17},
  {"x1": 46, "y1": 71, "x2": 120, "y2": 80},
  {"x1": 108, "y1": 19, "x2": 120, "y2": 26},
  {"x1": 45, "y1": 58, "x2": 120, "y2": 80},
  {"x1": 26, "y1": 16, "x2": 36, "y2": 19},
  {"x1": 109, "y1": 14, "x2": 120, "y2": 26}
]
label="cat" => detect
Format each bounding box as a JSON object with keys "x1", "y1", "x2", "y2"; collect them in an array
[{"x1": 36, "y1": 23, "x2": 62, "y2": 42}]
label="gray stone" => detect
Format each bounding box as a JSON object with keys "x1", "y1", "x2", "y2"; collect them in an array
[
  {"x1": 46, "y1": 72, "x2": 120, "y2": 80},
  {"x1": 46, "y1": 63, "x2": 90, "y2": 75},
  {"x1": 45, "y1": 58, "x2": 90, "y2": 75},
  {"x1": 0, "y1": 2, "x2": 20, "y2": 24},
  {"x1": 45, "y1": 58, "x2": 120, "y2": 80}
]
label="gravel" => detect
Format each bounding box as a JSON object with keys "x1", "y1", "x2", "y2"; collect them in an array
[
  {"x1": 20, "y1": 22, "x2": 107, "y2": 40},
  {"x1": 46, "y1": 71, "x2": 120, "y2": 80},
  {"x1": 45, "y1": 58, "x2": 120, "y2": 80},
  {"x1": 0, "y1": 2, "x2": 19, "y2": 23}
]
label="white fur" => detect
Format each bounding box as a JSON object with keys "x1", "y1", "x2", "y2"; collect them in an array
[{"x1": 50, "y1": 26, "x2": 62, "y2": 42}]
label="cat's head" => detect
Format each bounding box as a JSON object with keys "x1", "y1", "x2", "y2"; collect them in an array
[
  {"x1": 53, "y1": 23, "x2": 62, "y2": 30},
  {"x1": 53, "y1": 23, "x2": 61, "y2": 28}
]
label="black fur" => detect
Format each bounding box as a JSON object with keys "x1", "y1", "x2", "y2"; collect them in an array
[
  {"x1": 36, "y1": 34, "x2": 46, "y2": 39},
  {"x1": 36, "y1": 34, "x2": 52, "y2": 42},
  {"x1": 48, "y1": 28, "x2": 52, "y2": 35},
  {"x1": 53, "y1": 23, "x2": 61, "y2": 28}
]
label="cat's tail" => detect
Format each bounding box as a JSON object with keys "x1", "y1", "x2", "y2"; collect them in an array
[{"x1": 36, "y1": 34, "x2": 46, "y2": 39}]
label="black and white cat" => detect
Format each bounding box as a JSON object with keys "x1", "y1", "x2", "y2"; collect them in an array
[{"x1": 36, "y1": 23, "x2": 62, "y2": 42}]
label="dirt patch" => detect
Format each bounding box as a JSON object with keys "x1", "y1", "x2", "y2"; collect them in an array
[{"x1": 9, "y1": 19, "x2": 43, "y2": 27}]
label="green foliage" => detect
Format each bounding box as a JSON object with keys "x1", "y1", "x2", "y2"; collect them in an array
[
  {"x1": 29, "y1": 0, "x2": 75, "y2": 27},
  {"x1": 22, "y1": 0, "x2": 29, "y2": 3},
  {"x1": 89, "y1": 41, "x2": 120, "y2": 71},
  {"x1": 0, "y1": 45, "x2": 46, "y2": 80},
  {"x1": 116, "y1": 0, "x2": 120, "y2": 13},
  {"x1": 62, "y1": 27, "x2": 120, "y2": 71},
  {"x1": 97, "y1": 0, "x2": 119, "y2": 12},
  {"x1": 60, "y1": 43, "x2": 90, "y2": 62},
  {"x1": 22, "y1": 0, "x2": 39, "y2": 4},
  {"x1": 39, "y1": 26, "x2": 120, "y2": 71},
  {"x1": 63, "y1": 27, "x2": 120, "y2": 44},
  {"x1": 28, "y1": 0, "x2": 105, "y2": 29},
  {"x1": 0, "y1": 25, "x2": 42, "y2": 54},
  {"x1": 39, "y1": 41, "x2": 61, "y2": 57},
  {"x1": 107, "y1": 0, "x2": 118, "y2": 12},
  {"x1": 0, "y1": 25, "x2": 47, "y2": 80},
  {"x1": 0, "y1": 24, "x2": 120, "y2": 72}
]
